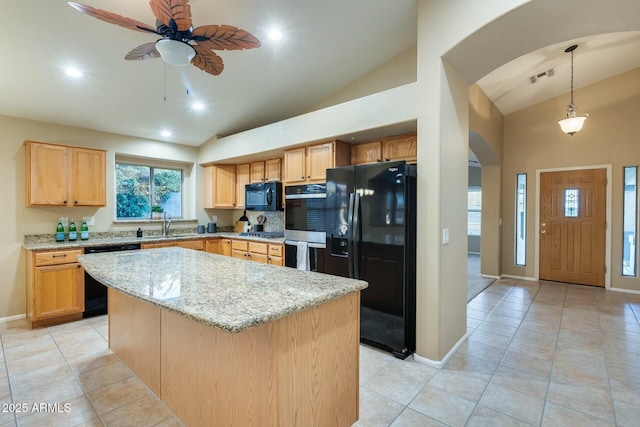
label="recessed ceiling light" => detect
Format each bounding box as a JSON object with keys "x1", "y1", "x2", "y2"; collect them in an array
[
  {"x1": 268, "y1": 29, "x2": 282, "y2": 41},
  {"x1": 65, "y1": 68, "x2": 83, "y2": 78},
  {"x1": 192, "y1": 102, "x2": 205, "y2": 111},
  {"x1": 161, "y1": 130, "x2": 172, "y2": 138}
]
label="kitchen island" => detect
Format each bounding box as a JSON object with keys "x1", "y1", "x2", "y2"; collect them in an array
[{"x1": 77, "y1": 247, "x2": 367, "y2": 427}]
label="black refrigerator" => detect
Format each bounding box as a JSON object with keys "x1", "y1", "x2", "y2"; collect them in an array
[{"x1": 321, "y1": 161, "x2": 416, "y2": 359}]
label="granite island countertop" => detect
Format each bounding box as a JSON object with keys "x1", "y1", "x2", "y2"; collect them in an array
[
  {"x1": 77, "y1": 247, "x2": 367, "y2": 333},
  {"x1": 23, "y1": 231, "x2": 284, "y2": 251}
]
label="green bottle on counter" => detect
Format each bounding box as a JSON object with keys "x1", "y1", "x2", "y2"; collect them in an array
[
  {"x1": 56, "y1": 219, "x2": 65, "y2": 242},
  {"x1": 80, "y1": 220, "x2": 89, "y2": 240},
  {"x1": 68, "y1": 219, "x2": 77, "y2": 241}
]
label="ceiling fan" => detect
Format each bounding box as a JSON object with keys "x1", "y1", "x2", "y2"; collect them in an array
[{"x1": 67, "y1": 0, "x2": 261, "y2": 76}]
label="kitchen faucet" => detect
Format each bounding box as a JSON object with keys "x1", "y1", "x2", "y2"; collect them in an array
[{"x1": 163, "y1": 211, "x2": 172, "y2": 236}]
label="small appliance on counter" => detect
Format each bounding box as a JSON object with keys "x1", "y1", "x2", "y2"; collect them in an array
[{"x1": 207, "y1": 215, "x2": 217, "y2": 233}]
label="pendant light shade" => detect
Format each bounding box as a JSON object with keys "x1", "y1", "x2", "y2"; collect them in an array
[
  {"x1": 155, "y1": 39, "x2": 196, "y2": 66},
  {"x1": 558, "y1": 45, "x2": 588, "y2": 136}
]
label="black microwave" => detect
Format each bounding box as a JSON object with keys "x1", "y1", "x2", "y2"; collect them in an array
[{"x1": 245, "y1": 182, "x2": 283, "y2": 211}]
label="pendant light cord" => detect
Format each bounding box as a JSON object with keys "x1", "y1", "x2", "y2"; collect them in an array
[{"x1": 570, "y1": 49, "x2": 574, "y2": 105}]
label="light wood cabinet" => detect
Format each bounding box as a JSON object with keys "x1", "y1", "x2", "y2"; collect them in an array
[
  {"x1": 220, "y1": 239, "x2": 233, "y2": 256},
  {"x1": 350, "y1": 133, "x2": 417, "y2": 165},
  {"x1": 250, "y1": 161, "x2": 265, "y2": 183},
  {"x1": 283, "y1": 140, "x2": 350, "y2": 185},
  {"x1": 203, "y1": 164, "x2": 236, "y2": 209},
  {"x1": 141, "y1": 240, "x2": 205, "y2": 251},
  {"x1": 27, "y1": 248, "x2": 84, "y2": 328},
  {"x1": 267, "y1": 244, "x2": 284, "y2": 266},
  {"x1": 264, "y1": 158, "x2": 282, "y2": 182},
  {"x1": 235, "y1": 164, "x2": 250, "y2": 209},
  {"x1": 205, "y1": 239, "x2": 221, "y2": 254},
  {"x1": 25, "y1": 141, "x2": 106, "y2": 207},
  {"x1": 382, "y1": 133, "x2": 417, "y2": 163}
]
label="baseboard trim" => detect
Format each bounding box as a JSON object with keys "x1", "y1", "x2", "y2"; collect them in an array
[
  {"x1": 481, "y1": 274, "x2": 499, "y2": 279},
  {"x1": 413, "y1": 333, "x2": 469, "y2": 369},
  {"x1": 500, "y1": 274, "x2": 537, "y2": 281},
  {"x1": 609, "y1": 287, "x2": 640, "y2": 295},
  {"x1": 0, "y1": 313, "x2": 27, "y2": 323}
]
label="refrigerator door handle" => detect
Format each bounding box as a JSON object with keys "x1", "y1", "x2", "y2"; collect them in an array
[
  {"x1": 353, "y1": 192, "x2": 361, "y2": 279},
  {"x1": 347, "y1": 192, "x2": 355, "y2": 278}
]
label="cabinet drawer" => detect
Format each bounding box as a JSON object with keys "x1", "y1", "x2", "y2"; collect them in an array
[
  {"x1": 34, "y1": 249, "x2": 83, "y2": 266},
  {"x1": 268, "y1": 245, "x2": 283, "y2": 257},
  {"x1": 231, "y1": 240, "x2": 248, "y2": 251},
  {"x1": 248, "y1": 242, "x2": 268, "y2": 255}
]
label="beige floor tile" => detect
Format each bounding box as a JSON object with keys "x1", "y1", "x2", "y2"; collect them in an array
[
  {"x1": 443, "y1": 352, "x2": 497, "y2": 382},
  {"x1": 474, "y1": 320, "x2": 518, "y2": 338},
  {"x1": 610, "y1": 377, "x2": 640, "y2": 407},
  {"x1": 518, "y1": 318, "x2": 561, "y2": 335},
  {"x1": 0, "y1": 327, "x2": 50, "y2": 350},
  {"x1": 508, "y1": 330, "x2": 557, "y2": 359},
  {"x1": 389, "y1": 408, "x2": 446, "y2": 427},
  {"x1": 12, "y1": 377, "x2": 85, "y2": 410},
  {"x1": 501, "y1": 348, "x2": 553, "y2": 379},
  {"x1": 613, "y1": 399, "x2": 640, "y2": 427},
  {"x1": 542, "y1": 403, "x2": 614, "y2": 426},
  {"x1": 551, "y1": 350, "x2": 609, "y2": 389},
  {"x1": 467, "y1": 308, "x2": 491, "y2": 321},
  {"x1": 353, "y1": 389, "x2": 405, "y2": 427},
  {"x1": 154, "y1": 417, "x2": 186, "y2": 427},
  {"x1": 359, "y1": 345, "x2": 395, "y2": 386},
  {"x1": 468, "y1": 329, "x2": 512, "y2": 350},
  {"x1": 4, "y1": 348, "x2": 67, "y2": 377},
  {"x1": 363, "y1": 358, "x2": 436, "y2": 405},
  {"x1": 408, "y1": 385, "x2": 475, "y2": 427},
  {"x1": 484, "y1": 313, "x2": 522, "y2": 328},
  {"x1": 101, "y1": 395, "x2": 173, "y2": 427},
  {"x1": 547, "y1": 382, "x2": 614, "y2": 422},
  {"x1": 49, "y1": 324, "x2": 103, "y2": 347},
  {"x1": 77, "y1": 361, "x2": 134, "y2": 393},
  {"x1": 466, "y1": 301, "x2": 496, "y2": 314},
  {"x1": 2, "y1": 337, "x2": 58, "y2": 362},
  {"x1": 466, "y1": 404, "x2": 535, "y2": 427},
  {"x1": 490, "y1": 365, "x2": 549, "y2": 399},
  {"x1": 428, "y1": 369, "x2": 488, "y2": 402},
  {"x1": 9, "y1": 361, "x2": 74, "y2": 395},
  {"x1": 87, "y1": 376, "x2": 155, "y2": 415},
  {"x1": 490, "y1": 306, "x2": 527, "y2": 320},
  {"x1": 457, "y1": 339, "x2": 506, "y2": 364},
  {"x1": 67, "y1": 348, "x2": 119, "y2": 376},
  {"x1": 478, "y1": 382, "x2": 545, "y2": 425},
  {"x1": 14, "y1": 395, "x2": 99, "y2": 427},
  {"x1": 0, "y1": 398, "x2": 15, "y2": 425}
]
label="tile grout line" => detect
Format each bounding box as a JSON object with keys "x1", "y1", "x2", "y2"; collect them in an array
[
  {"x1": 599, "y1": 293, "x2": 618, "y2": 426},
  {"x1": 0, "y1": 333, "x2": 18, "y2": 427}
]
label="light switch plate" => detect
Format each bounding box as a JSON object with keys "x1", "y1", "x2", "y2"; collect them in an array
[
  {"x1": 442, "y1": 228, "x2": 449, "y2": 245},
  {"x1": 83, "y1": 216, "x2": 95, "y2": 226}
]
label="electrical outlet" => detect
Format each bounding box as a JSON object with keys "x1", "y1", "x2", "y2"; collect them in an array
[
  {"x1": 83, "y1": 216, "x2": 95, "y2": 226},
  {"x1": 442, "y1": 228, "x2": 449, "y2": 245},
  {"x1": 61, "y1": 217, "x2": 68, "y2": 227}
]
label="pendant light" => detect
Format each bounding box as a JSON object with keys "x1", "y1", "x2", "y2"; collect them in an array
[{"x1": 558, "y1": 45, "x2": 588, "y2": 136}]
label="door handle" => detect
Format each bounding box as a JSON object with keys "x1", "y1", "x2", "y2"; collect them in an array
[
  {"x1": 540, "y1": 222, "x2": 546, "y2": 227},
  {"x1": 540, "y1": 230, "x2": 546, "y2": 234}
]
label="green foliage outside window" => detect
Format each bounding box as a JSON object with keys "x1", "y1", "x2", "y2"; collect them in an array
[{"x1": 116, "y1": 163, "x2": 182, "y2": 219}]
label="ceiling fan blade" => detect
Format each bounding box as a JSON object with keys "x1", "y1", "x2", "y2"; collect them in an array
[
  {"x1": 192, "y1": 25, "x2": 261, "y2": 50},
  {"x1": 67, "y1": 2, "x2": 157, "y2": 34},
  {"x1": 191, "y1": 44, "x2": 224, "y2": 76},
  {"x1": 124, "y1": 42, "x2": 161, "y2": 60},
  {"x1": 149, "y1": 0, "x2": 192, "y2": 32}
]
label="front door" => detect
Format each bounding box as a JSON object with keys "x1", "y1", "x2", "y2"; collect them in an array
[{"x1": 539, "y1": 169, "x2": 606, "y2": 286}]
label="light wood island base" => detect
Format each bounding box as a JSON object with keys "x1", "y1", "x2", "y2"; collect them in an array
[{"x1": 108, "y1": 288, "x2": 360, "y2": 427}]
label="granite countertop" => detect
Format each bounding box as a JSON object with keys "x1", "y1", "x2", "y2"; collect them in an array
[
  {"x1": 77, "y1": 247, "x2": 367, "y2": 333},
  {"x1": 22, "y1": 232, "x2": 285, "y2": 251}
]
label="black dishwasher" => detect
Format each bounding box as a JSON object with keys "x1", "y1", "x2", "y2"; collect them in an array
[{"x1": 83, "y1": 243, "x2": 141, "y2": 318}]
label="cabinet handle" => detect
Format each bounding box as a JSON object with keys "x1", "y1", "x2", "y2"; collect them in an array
[
  {"x1": 63, "y1": 200, "x2": 67, "y2": 204},
  {"x1": 300, "y1": 176, "x2": 304, "y2": 179},
  {"x1": 53, "y1": 254, "x2": 67, "y2": 258},
  {"x1": 74, "y1": 200, "x2": 78, "y2": 204},
  {"x1": 307, "y1": 175, "x2": 311, "y2": 178}
]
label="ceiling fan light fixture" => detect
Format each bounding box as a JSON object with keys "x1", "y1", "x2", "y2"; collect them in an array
[
  {"x1": 155, "y1": 39, "x2": 195, "y2": 66},
  {"x1": 558, "y1": 44, "x2": 588, "y2": 136}
]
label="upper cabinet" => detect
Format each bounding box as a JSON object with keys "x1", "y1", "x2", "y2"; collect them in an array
[
  {"x1": 235, "y1": 163, "x2": 250, "y2": 209},
  {"x1": 203, "y1": 164, "x2": 236, "y2": 209},
  {"x1": 283, "y1": 140, "x2": 350, "y2": 185},
  {"x1": 25, "y1": 141, "x2": 106, "y2": 207},
  {"x1": 249, "y1": 158, "x2": 282, "y2": 183},
  {"x1": 350, "y1": 132, "x2": 417, "y2": 165}
]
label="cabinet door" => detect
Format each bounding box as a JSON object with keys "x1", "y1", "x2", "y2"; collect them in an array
[
  {"x1": 34, "y1": 263, "x2": 84, "y2": 320},
  {"x1": 71, "y1": 148, "x2": 106, "y2": 206},
  {"x1": 264, "y1": 158, "x2": 282, "y2": 182},
  {"x1": 382, "y1": 133, "x2": 417, "y2": 163},
  {"x1": 25, "y1": 142, "x2": 68, "y2": 206},
  {"x1": 283, "y1": 147, "x2": 307, "y2": 184},
  {"x1": 177, "y1": 240, "x2": 204, "y2": 251},
  {"x1": 232, "y1": 250, "x2": 248, "y2": 260},
  {"x1": 248, "y1": 252, "x2": 268, "y2": 263},
  {"x1": 267, "y1": 256, "x2": 283, "y2": 266},
  {"x1": 220, "y1": 239, "x2": 233, "y2": 256},
  {"x1": 205, "y1": 239, "x2": 221, "y2": 254},
  {"x1": 141, "y1": 242, "x2": 176, "y2": 249},
  {"x1": 307, "y1": 142, "x2": 334, "y2": 183},
  {"x1": 250, "y1": 161, "x2": 265, "y2": 183},
  {"x1": 235, "y1": 164, "x2": 250, "y2": 209},
  {"x1": 351, "y1": 141, "x2": 382, "y2": 165},
  {"x1": 214, "y1": 165, "x2": 237, "y2": 208}
]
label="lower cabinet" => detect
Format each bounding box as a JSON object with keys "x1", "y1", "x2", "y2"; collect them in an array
[
  {"x1": 141, "y1": 240, "x2": 205, "y2": 251},
  {"x1": 27, "y1": 249, "x2": 85, "y2": 328},
  {"x1": 230, "y1": 240, "x2": 283, "y2": 265}
]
